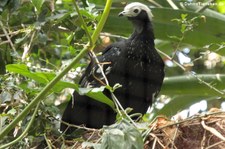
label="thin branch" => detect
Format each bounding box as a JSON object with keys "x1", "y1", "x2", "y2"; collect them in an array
[
  {"x1": 44, "y1": 133, "x2": 53, "y2": 149},
  {"x1": 100, "y1": 32, "x2": 127, "y2": 39},
  {"x1": 0, "y1": 30, "x2": 21, "y2": 37},
  {"x1": 157, "y1": 48, "x2": 186, "y2": 71},
  {"x1": 201, "y1": 130, "x2": 207, "y2": 148},
  {"x1": 0, "y1": 20, "x2": 18, "y2": 56},
  {"x1": 157, "y1": 49, "x2": 224, "y2": 96},
  {"x1": 206, "y1": 140, "x2": 225, "y2": 149},
  {"x1": 0, "y1": 40, "x2": 10, "y2": 45},
  {"x1": 89, "y1": 51, "x2": 109, "y2": 85},
  {"x1": 60, "y1": 119, "x2": 97, "y2": 131},
  {"x1": 22, "y1": 31, "x2": 36, "y2": 61},
  {"x1": 172, "y1": 124, "x2": 179, "y2": 149},
  {"x1": 201, "y1": 120, "x2": 225, "y2": 141},
  {"x1": 73, "y1": 1, "x2": 93, "y2": 47},
  {"x1": 149, "y1": 133, "x2": 166, "y2": 148}
]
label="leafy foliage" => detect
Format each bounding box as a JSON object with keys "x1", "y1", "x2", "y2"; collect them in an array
[
  {"x1": 0, "y1": 0, "x2": 225, "y2": 148},
  {"x1": 83, "y1": 121, "x2": 144, "y2": 149}
]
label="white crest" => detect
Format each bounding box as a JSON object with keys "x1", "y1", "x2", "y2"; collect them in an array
[{"x1": 120, "y1": 2, "x2": 153, "y2": 20}]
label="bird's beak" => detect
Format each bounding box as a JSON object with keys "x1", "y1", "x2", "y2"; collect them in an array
[
  {"x1": 118, "y1": 11, "x2": 125, "y2": 17},
  {"x1": 118, "y1": 10, "x2": 129, "y2": 17}
]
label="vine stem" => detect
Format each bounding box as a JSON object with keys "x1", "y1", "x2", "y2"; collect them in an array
[
  {"x1": 0, "y1": 0, "x2": 113, "y2": 139},
  {"x1": 0, "y1": 102, "x2": 41, "y2": 149}
]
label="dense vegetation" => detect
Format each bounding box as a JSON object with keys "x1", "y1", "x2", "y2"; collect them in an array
[{"x1": 0, "y1": 0, "x2": 224, "y2": 148}]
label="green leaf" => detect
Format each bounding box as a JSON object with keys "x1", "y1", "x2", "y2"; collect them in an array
[
  {"x1": 6, "y1": 64, "x2": 113, "y2": 107},
  {"x1": 181, "y1": 24, "x2": 186, "y2": 33},
  {"x1": 6, "y1": 64, "x2": 78, "y2": 93},
  {"x1": 82, "y1": 142, "x2": 101, "y2": 149},
  {"x1": 7, "y1": 108, "x2": 17, "y2": 116},
  {"x1": 217, "y1": 0, "x2": 225, "y2": 13},
  {"x1": 181, "y1": 13, "x2": 188, "y2": 20},
  {"x1": 31, "y1": 0, "x2": 44, "y2": 13},
  {"x1": 100, "y1": 121, "x2": 144, "y2": 149},
  {"x1": 6, "y1": 64, "x2": 48, "y2": 84},
  {"x1": 79, "y1": 87, "x2": 115, "y2": 109}
]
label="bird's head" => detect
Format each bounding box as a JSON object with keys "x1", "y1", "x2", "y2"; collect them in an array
[{"x1": 118, "y1": 2, "x2": 153, "y2": 22}]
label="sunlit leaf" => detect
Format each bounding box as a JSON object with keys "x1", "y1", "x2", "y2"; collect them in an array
[
  {"x1": 79, "y1": 87, "x2": 115, "y2": 109},
  {"x1": 217, "y1": 0, "x2": 225, "y2": 13},
  {"x1": 6, "y1": 64, "x2": 78, "y2": 93}
]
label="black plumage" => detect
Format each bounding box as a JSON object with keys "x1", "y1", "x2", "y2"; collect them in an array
[{"x1": 60, "y1": 2, "x2": 165, "y2": 133}]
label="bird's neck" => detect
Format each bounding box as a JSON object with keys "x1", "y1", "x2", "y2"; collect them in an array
[{"x1": 130, "y1": 20, "x2": 155, "y2": 45}]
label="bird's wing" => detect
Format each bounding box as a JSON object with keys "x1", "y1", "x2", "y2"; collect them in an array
[{"x1": 79, "y1": 43, "x2": 123, "y2": 88}]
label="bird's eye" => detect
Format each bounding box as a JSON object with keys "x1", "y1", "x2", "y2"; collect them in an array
[{"x1": 133, "y1": 9, "x2": 139, "y2": 13}]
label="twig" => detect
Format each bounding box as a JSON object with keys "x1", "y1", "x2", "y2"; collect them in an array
[
  {"x1": 111, "y1": 93, "x2": 138, "y2": 128},
  {"x1": 89, "y1": 51, "x2": 109, "y2": 85},
  {"x1": 59, "y1": 119, "x2": 98, "y2": 132},
  {"x1": 100, "y1": 33, "x2": 127, "y2": 39},
  {"x1": 149, "y1": 133, "x2": 166, "y2": 148},
  {"x1": 161, "y1": 129, "x2": 178, "y2": 149},
  {"x1": 22, "y1": 31, "x2": 36, "y2": 61},
  {"x1": 0, "y1": 20, "x2": 18, "y2": 56},
  {"x1": 142, "y1": 117, "x2": 158, "y2": 141},
  {"x1": 152, "y1": 136, "x2": 157, "y2": 149},
  {"x1": 0, "y1": 30, "x2": 21, "y2": 37},
  {"x1": 172, "y1": 124, "x2": 179, "y2": 149},
  {"x1": 44, "y1": 133, "x2": 53, "y2": 149},
  {"x1": 157, "y1": 48, "x2": 186, "y2": 71},
  {"x1": 201, "y1": 130, "x2": 206, "y2": 149},
  {"x1": 157, "y1": 48, "x2": 224, "y2": 96},
  {"x1": 0, "y1": 40, "x2": 10, "y2": 45},
  {"x1": 201, "y1": 120, "x2": 225, "y2": 141},
  {"x1": 206, "y1": 140, "x2": 225, "y2": 149}
]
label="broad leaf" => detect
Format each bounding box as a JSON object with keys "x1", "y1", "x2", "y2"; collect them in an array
[
  {"x1": 79, "y1": 87, "x2": 115, "y2": 109},
  {"x1": 99, "y1": 121, "x2": 144, "y2": 149},
  {"x1": 6, "y1": 64, "x2": 78, "y2": 93},
  {"x1": 6, "y1": 64, "x2": 114, "y2": 108}
]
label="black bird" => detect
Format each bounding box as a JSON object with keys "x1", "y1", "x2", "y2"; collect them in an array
[{"x1": 60, "y1": 2, "x2": 165, "y2": 133}]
